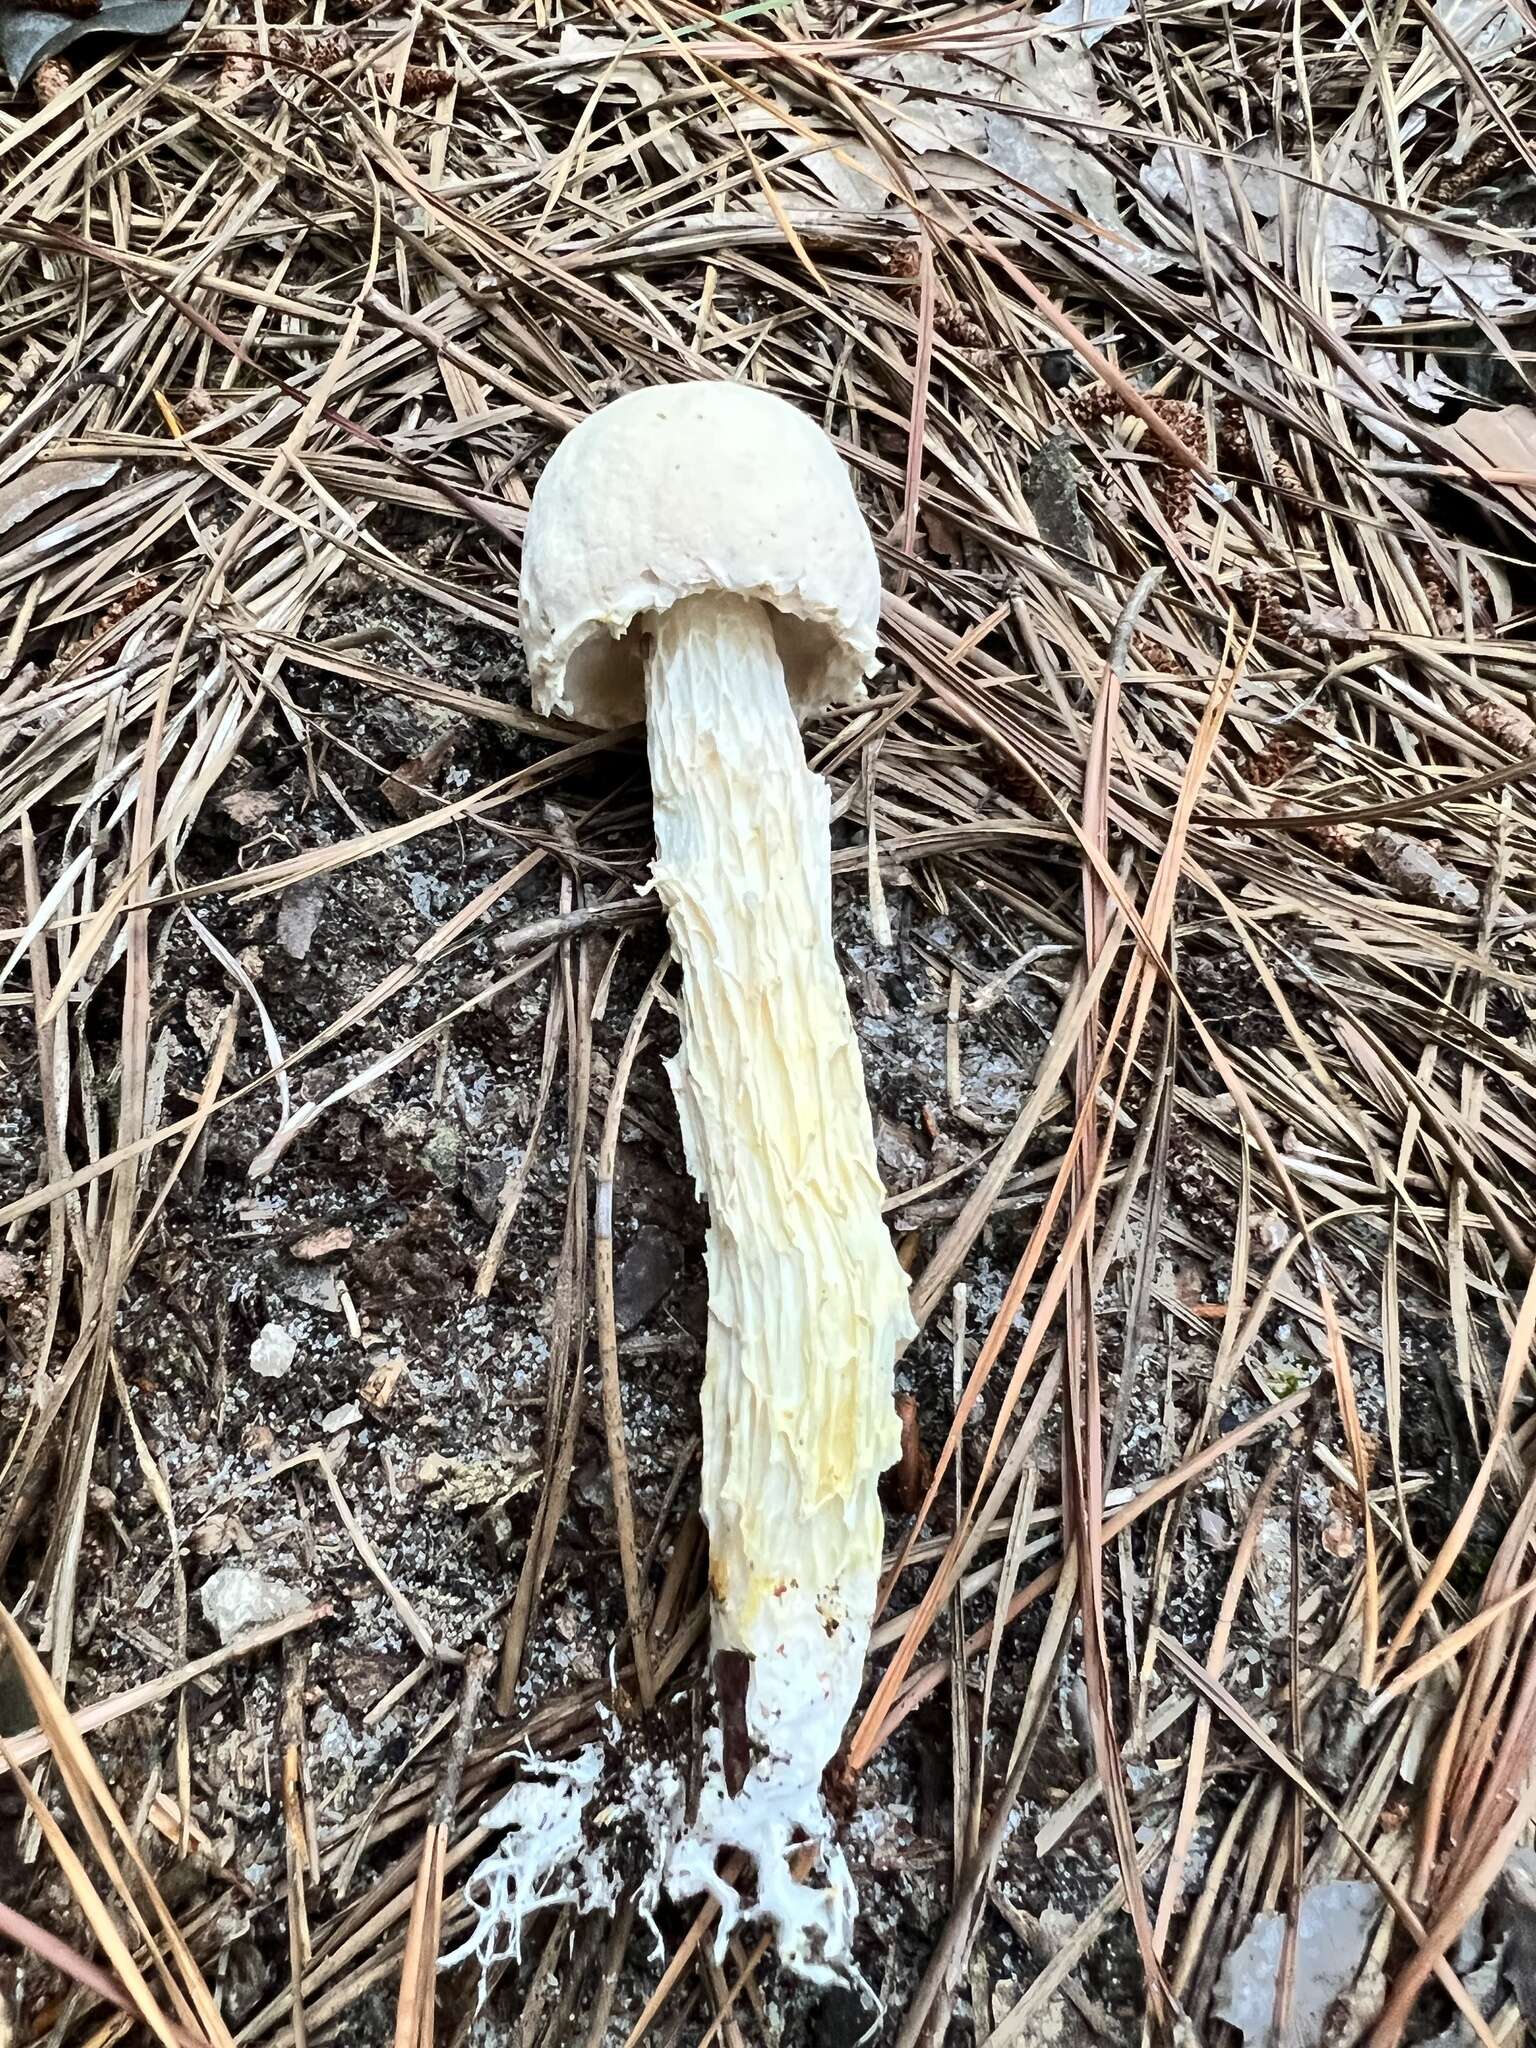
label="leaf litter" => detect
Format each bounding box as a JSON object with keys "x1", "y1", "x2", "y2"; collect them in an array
[{"x1": 2, "y1": 0, "x2": 1536, "y2": 2042}]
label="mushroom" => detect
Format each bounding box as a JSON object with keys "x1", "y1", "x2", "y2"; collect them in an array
[{"x1": 519, "y1": 381, "x2": 915, "y2": 1975}]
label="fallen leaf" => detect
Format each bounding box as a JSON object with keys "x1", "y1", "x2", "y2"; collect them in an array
[
  {"x1": 1140, "y1": 135, "x2": 1288, "y2": 245},
  {"x1": 1432, "y1": 0, "x2": 1529, "y2": 65},
  {"x1": 380, "y1": 729, "x2": 458, "y2": 819},
  {"x1": 417, "y1": 1453, "x2": 539, "y2": 1511},
  {"x1": 1038, "y1": 0, "x2": 1131, "y2": 44},
  {"x1": 1141, "y1": 138, "x2": 1385, "y2": 310},
  {"x1": 801, "y1": 139, "x2": 890, "y2": 216},
  {"x1": 551, "y1": 25, "x2": 659, "y2": 103},
  {"x1": 880, "y1": 1393, "x2": 932, "y2": 1515},
  {"x1": 1287, "y1": 601, "x2": 1374, "y2": 652},
  {"x1": 549, "y1": 25, "x2": 697, "y2": 175},
  {"x1": 0, "y1": 0, "x2": 193, "y2": 89},
  {"x1": 360, "y1": 1352, "x2": 405, "y2": 1410},
  {"x1": 1446, "y1": 401, "x2": 1536, "y2": 511},
  {"x1": 1215, "y1": 1881, "x2": 1379, "y2": 2048},
  {"x1": 1404, "y1": 226, "x2": 1536, "y2": 317},
  {"x1": 1364, "y1": 829, "x2": 1482, "y2": 915},
  {"x1": 0, "y1": 459, "x2": 120, "y2": 541},
  {"x1": 864, "y1": 40, "x2": 1129, "y2": 236},
  {"x1": 1024, "y1": 430, "x2": 1094, "y2": 559}
]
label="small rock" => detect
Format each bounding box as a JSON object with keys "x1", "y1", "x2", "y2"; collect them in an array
[
  {"x1": 464, "y1": 1157, "x2": 509, "y2": 1225},
  {"x1": 289, "y1": 1224, "x2": 353, "y2": 1262},
  {"x1": 422, "y1": 1122, "x2": 461, "y2": 1183},
  {"x1": 249, "y1": 1322, "x2": 297, "y2": 1379},
  {"x1": 276, "y1": 881, "x2": 325, "y2": 961},
  {"x1": 1215, "y1": 1880, "x2": 1379, "y2": 2048},
  {"x1": 320, "y1": 1402, "x2": 362, "y2": 1433},
  {"x1": 612, "y1": 1223, "x2": 682, "y2": 1332},
  {"x1": 219, "y1": 789, "x2": 284, "y2": 831},
  {"x1": 1196, "y1": 1504, "x2": 1233, "y2": 1550},
  {"x1": 1252, "y1": 1208, "x2": 1290, "y2": 1257},
  {"x1": 199, "y1": 1564, "x2": 306, "y2": 1646},
  {"x1": 276, "y1": 1262, "x2": 342, "y2": 1313}
]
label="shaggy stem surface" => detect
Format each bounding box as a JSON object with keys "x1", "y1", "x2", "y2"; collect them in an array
[{"x1": 643, "y1": 592, "x2": 914, "y2": 1966}]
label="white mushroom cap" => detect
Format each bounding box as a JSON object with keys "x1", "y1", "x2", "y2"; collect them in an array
[{"x1": 518, "y1": 381, "x2": 881, "y2": 728}]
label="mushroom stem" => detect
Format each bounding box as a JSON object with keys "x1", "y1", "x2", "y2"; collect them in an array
[{"x1": 644, "y1": 592, "x2": 914, "y2": 1850}]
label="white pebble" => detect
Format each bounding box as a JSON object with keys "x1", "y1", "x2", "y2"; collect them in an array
[
  {"x1": 250, "y1": 1322, "x2": 298, "y2": 1379},
  {"x1": 200, "y1": 1564, "x2": 306, "y2": 1645}
]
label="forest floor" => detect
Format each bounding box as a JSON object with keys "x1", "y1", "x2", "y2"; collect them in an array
[{"x1": 2, "y1": 0, "x2": 1535, "y2": 2043}]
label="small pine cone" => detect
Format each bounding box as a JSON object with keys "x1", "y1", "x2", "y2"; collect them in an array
[
  {"x1": 89, "y1": 577, "x2": 160, "y2": 643},
  {"x1": 885, "y1": 239, "x2": 922, "y2": 284},
  {"x1": 1216, "y1": 395, "x2": 1256, "y2": 470},
  {"x1": 1465, "y1": 697, "x2": 1536, "y2": 756},
  {"x1": 295, "y1": 28, "x2": 352, "y2": 68},
  {"x1": 1271, "y1": 458, "x2": 1316, "y2": 523},
  {"x1": 1146, "y1": 395, "x2": 1208, "y2": 462},
  {"x1": 176, "y1": 389, "x2": 238, "y2": 440},
  {"x1": 1312, "y1": 823, "x2": 1362, "y2": 864},
  {"x1": 1131, "y1": 631, "x2": 1181, "y2": 676},
  {"x1": 1244, "y1": 733, "x2": 1313, "y2": 789},
  {"x1": 1076, "y1": 391, "x2": 1206, "y2": 526},
  {"x1": 1270, "y1": 797, "x2": 1359, "y2": 865},
  {"x1": 998, "y1": 760, "x2": 1057, "y2": 818},
  {"x1": 215, "y1": 33, "x2": 262, "y2": 100},
  {"x1": 1238, "y1": 569, "x2": 1293, "y2": 644},
  {"x1": 33, "y1": 55, "x2": 74, "y2": 101},
  {"x1": 935, "y1": 300, "x2": 987, "y2": 348},
  {"x1": 398, "y1": 64, "x2": 456, "y2": 100},
  {"x1": 1413, "y1": 552, "x2": 1459, "y2": 637},
  {"x1": 1150, "y1": 464, "x2": 1195, "y2": 528},
  {"x1": 1070, "y1": 383, "x2": 1122, "y2": 423},
  {"x1": 1438, "y1": 139, "x2": 1508, "y2": 203}
]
